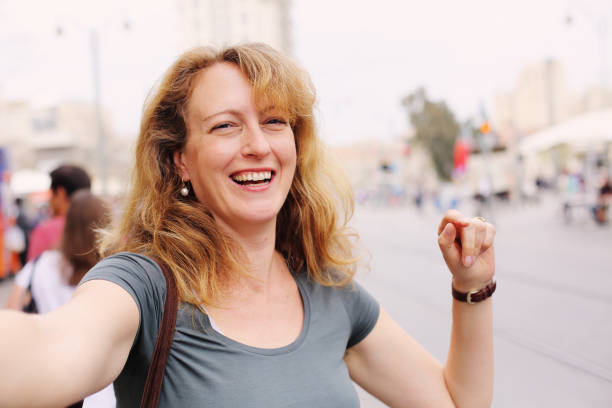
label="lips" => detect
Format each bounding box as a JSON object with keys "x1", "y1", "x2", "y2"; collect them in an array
[{"x1": 230, "y1": 170, "x2": 274, "y2": 186}]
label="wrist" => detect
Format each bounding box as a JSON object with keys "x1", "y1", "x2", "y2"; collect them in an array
[
  {"x1": 451, "y1": 277, "x2": 492, "y2": 293},
  {"x1": 452, "y1": 280, "x2": 496, "y2": 304}
]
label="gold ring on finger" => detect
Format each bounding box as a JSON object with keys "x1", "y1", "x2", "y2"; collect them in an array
[{"x1": 474, "y1": 216, "x2": 486, "y2": 223}]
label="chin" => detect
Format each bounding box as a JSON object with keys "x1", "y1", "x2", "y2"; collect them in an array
[{"x1": 237, "y1": 207, "x2": 280, "y2": 226}]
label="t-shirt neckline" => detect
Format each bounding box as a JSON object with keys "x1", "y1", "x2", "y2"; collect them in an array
[{"x1": 204, "y1": 271, "x2": 311, "y2": 356}]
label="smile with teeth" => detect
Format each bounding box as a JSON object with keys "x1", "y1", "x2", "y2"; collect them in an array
[{"x1": 231, "y1": 171, "x2": 273, "y2": 185}]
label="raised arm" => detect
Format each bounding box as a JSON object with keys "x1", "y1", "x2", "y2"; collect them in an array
[
  {"x1": 0, "y1": 280, "x2": 139, "y2": 407},
  {"x1": 345, "y1": 209, "x2": 495, "y2": 408}
]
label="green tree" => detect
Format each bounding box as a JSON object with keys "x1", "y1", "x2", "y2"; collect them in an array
[{"x1": 402, "y1": 88, "x2": 460, "y2": 180}]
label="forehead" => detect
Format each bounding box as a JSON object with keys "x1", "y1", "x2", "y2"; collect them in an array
[
  {"x1": 187, "y1": 63, "x2": 254, "y2": 116},
  {"x1": 187, "y1": 62, "x2": 292, "y2": 120}
]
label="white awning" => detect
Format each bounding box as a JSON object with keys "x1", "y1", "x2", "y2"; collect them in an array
[{"x1": 518, "y1": 108, "x2": 612, "y2": 156}]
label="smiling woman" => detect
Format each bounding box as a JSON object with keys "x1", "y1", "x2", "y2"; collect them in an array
[
  {"x1": 173, "y1": 62, "x2": 298, "y2": 237},
  {"x1": 101, "y1": 44, "x2": 358, "y2": 307},
  {"x1": 0, "y1": 43, "x2": 496, "y2": 408}
]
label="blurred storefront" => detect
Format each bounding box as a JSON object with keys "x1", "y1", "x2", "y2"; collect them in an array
[{"x1": 518, "y1": 108, "x2": 612, "y2": 185}]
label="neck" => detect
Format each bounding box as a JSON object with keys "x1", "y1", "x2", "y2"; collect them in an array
[
  {"x1": 53, "y1": 202, "x2": 69, "y2": 217},
  {"x1": 216, "y1": 217, "x2": 280, "y2": 285}
]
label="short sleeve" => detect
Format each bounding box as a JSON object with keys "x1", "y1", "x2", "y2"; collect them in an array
[
  {"x1": 339, "y1": 281, "x2": 380, "y2": 348},
  {"x1": 79, "y1": 252, "x2": 167, "y2": 346},
  {"x1": 14, "y1": 261, "x2": 34, "y2": 288},
  {"x1": 26, "y1": 225, "x2": 44, "y2": 261}
]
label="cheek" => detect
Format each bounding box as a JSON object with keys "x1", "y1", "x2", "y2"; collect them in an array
[
  {"x1": 185, "y1": 139, "x2": 229, "y2": 177},
  {"x1": 279, "y1": 134, "x2": 297, "y2": 169}
]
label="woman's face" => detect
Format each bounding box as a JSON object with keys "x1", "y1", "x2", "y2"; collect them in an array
[{"x1": 174, "y1": 62, "x2": 297, "y2": 233}]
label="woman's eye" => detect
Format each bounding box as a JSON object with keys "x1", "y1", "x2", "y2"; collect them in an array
[
  {"x1": 266, "y1": 118, "x2": 287, "y2": 125},
  {"x1": 212, "y1": 122, "x2": 232, "y2": 131}
]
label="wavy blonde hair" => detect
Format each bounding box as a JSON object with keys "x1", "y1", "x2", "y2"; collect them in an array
[{"x1": 100, "y1": 43, "x2": 358, "y2": 306}]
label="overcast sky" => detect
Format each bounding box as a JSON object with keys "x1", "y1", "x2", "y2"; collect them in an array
[{"x1": 0, "y1": 0, "x2": 610, "y2": 145}]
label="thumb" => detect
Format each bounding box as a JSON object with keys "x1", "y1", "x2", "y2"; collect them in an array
[{"x1": 438, "y1": 223, "x2": 461, "y2": 266}]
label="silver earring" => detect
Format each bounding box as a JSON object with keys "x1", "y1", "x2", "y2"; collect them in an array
[{"x1": 180, "y1": 182, "x2": 189, "y2": 197}]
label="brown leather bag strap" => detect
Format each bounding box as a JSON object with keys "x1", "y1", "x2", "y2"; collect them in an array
[{"x1": 140, "y1": 258, "x2": 178, "y2": 408}]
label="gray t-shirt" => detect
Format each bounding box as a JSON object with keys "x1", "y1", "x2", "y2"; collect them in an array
[{"x1": 81, "y1": 252, "x2": 380, "y2": 407}]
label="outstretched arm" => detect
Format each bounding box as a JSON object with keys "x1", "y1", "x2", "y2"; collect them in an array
[
  {"x1": 0, "y1": 280, "x2": 139, "y2": 407},
  {"x1": 345, "y1": 209, "x2": 495, "y2": 408}
]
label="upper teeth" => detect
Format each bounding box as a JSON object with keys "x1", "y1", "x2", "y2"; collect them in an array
[{"x1": 232, "y1": 171, "x2": 272, "y2": 182}]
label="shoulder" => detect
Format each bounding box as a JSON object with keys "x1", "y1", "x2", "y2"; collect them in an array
[
  {"x1": 15, "y1": 250, "x2": 61, "y2": 288},
  {"x1": 80, "y1": 252, "x2": 167, "y2": 317},
  {"x1": 87, "y1": 252, "x2": 162, "y2": 273},
  {"x1": 295, "y1": 272, "x2": 380, "y2": 348},
  {"x1": 38, "y1": 249, "x2": 63, "y2": 264},
  {"x1": 32, "y1": 250, "x2": 65, "y2": 279},
  {"x1": 296, "y1": 272, "x2": 376, "y2": 309},
  {"x1": 28, "y1": 217, "x2": 65, "y2": 260},
  {"x1": 82, "y1": 252, "x2": 165, "y2": 289},
  {"x1": 14, "y1": 260, "x2": 34, "y2": 287},
  {"x1": 32, "y1": 216, "x2": 65, "y2": 236}
]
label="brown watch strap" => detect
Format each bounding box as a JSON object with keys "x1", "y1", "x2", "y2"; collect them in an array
[{"x1": 452, "y1": 281, "x2": 496, "y2": 304}]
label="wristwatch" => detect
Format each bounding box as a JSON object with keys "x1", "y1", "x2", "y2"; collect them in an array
[{"x1": 452, "y1": 281, "x2": 496, "y2": 304}]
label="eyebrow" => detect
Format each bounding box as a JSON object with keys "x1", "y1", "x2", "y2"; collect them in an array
[
  {"x1": 201, "y1": 106, "x2": 284, "y2": 122},
  {"x1": 201, "y1": 109, "x2": 241, "y2": 123}
]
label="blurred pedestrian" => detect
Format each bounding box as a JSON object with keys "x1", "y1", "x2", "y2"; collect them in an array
[
  {"x1": 14, "y1": 197, "x2": 34, "y2": 268},
  {"x1": 4, "y1": 190, "x2": 114, "y2": 407},
  {"x1": 0, "y1": 44, "x2": 496, "y2": 407},
  {"x1": 594, "y1": 176, "x2": 612, "y2": 224},
  {"x1": 26, "y1": 165, "x2": 91, "y2": 262}
]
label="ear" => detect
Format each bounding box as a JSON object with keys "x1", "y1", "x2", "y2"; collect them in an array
[
  {"x1": 173, "y1": 150, "x2": 190, "y2": 181},
  {"x1": 55, "y1": 186, "x2": 68, "y2": 202}
]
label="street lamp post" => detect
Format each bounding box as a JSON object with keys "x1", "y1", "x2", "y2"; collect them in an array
[
  {"x1": 57, "y1": 20, "x2": 129, "y2": 197},
  {"x1": 89, "y1": 28, "x2": 107, "y2": 197}
]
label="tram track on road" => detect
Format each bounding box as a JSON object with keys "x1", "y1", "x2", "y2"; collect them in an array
[
  {"x1": 366, "y1": 238, "x2": 612, "y2": 305},
  {"x1": 378, "y1": 278, "x2": 612, "y2": 385},
  {"x1": 495, "y1": 327, "x2": 612, "y2": 383},
  {"x1": 363, "y1": 252, "x2": 612, "y2": 386}
]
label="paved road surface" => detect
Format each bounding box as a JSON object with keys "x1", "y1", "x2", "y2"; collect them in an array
[
  {"x1": 1, "y1": 194, "x2": 610, "y2": 407},
  {"x1": 353, "y1": 195, "x2": 612, "y2": 407}
]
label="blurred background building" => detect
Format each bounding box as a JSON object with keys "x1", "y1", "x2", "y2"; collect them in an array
[
  {"x1": 178, "y1": 0, "x2": 291, "y2": 52},
  {"x1": 493, "y1": 59, "x2": 612, "y2": 145},
  {"x1": 0, "y1": 0, "x2": 609, "y2": 214},
  {"x1": 0, "y1": 0, "x2": 292, "y2": 198},
  {"x1": 1, "y1": 100, "x2": 107, "y2": 171}
]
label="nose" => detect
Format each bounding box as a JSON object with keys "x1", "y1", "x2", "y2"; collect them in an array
[{"x1": 240, "y1": 124, "x2": 271, "y2": 158}]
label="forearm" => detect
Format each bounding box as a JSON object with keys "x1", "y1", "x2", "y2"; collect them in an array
[
  {"x1": 0, "y1": 310, "x2": 95, "y2": 407},
  {"x1": 443, "y1": 297, "x2": 494, "y2": 408},
  {"x1": 0, "y1": 310, "x2": 57, "y2": 406},
  {"x1": 0, "y1": 282, "x2": 138, "y2": 406}
]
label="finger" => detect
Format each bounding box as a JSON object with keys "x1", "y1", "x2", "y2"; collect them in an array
[
  {"x1": 459, "y1": 223, "x2": 476, "y2": 267},
  {"x1": 437, "y1": 209, "x2": 470, "y2": 235},
  {"x1": 481, "y1": 223, "x2": 496, "y2": 253},
  {"x1": 438, "y1": 222, "x2": 456, "y2": 248},
  {"x1": 473, "y1": 219, "x2": 486, "y2": 255},
  {"x1": 438, "y1": 223, "x2": 461, "y2": 264}
]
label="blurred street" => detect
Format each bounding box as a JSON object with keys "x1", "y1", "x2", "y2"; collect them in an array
[{"x1": 1, "y1": 195, "x2": 611, "y2": 407}]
